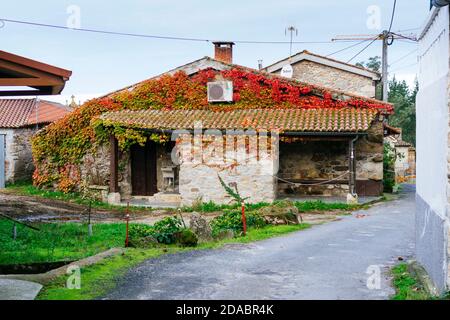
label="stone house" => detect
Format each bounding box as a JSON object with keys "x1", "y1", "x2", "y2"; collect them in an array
[
  {"x1": 0, "y1": 98, "x2": 72, "y2": 184},
  {"x1": 263, "y1": 50, "x2": 381, "y2": 98},
  {"x1": 415, "y1": 0, "x2": 450, "y2": 294},
  {"x1": 385, "y1": 128, "x2": 416, "y2": 183},
  {"x1": 74, "y1": 42, "x2": 393, "y2": 207}
]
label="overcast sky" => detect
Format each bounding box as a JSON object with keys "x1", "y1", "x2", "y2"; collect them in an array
[{"x1": 0, "y1": 0, "x2": 430, "y2": 104}]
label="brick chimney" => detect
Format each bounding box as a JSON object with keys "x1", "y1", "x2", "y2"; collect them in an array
[{"x1": 213, "y1": 41, "x2": 235, "y2": 64}]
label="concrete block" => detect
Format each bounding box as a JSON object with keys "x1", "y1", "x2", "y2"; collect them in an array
[{"x1": 107, "y1": 192, "x2": 121, "y2": 205}]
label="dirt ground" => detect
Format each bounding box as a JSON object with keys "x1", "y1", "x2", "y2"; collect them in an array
[{"x1": 0, "y1": 190, "x2": 346, "y2": 226}]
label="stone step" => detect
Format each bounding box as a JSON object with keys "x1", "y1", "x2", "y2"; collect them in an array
[{"x1": 151, "y1": 193, "x2": 182, "y2": 203}]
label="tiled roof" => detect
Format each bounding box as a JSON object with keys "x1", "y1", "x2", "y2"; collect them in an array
[
  {"x1": 0, "y1": 98, "x2": 72, "y2": 128},
  {"x1": 27, "y1": 100, "x2": 73, "y2": 126},
  {"x1": 100, "y1": 108, "x2": 378, "y2": 132}
]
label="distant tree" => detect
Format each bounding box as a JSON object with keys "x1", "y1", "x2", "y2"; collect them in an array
[
  {"x1": 356, "y1": 56, "x2": 381, "y2": 72},
  {"x1": 388, "y1": 77, "x2": 417, "y2": 146},
  {"x1": 356, "y1": 57, "x2": 417, "y2": 146}
]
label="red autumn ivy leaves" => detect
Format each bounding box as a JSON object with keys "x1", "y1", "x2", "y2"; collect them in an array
[{"x1": 32, "y1": 67, "x2": 392, "y2": 192}]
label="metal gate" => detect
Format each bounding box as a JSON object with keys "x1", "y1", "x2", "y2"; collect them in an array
[{"x1": 0, "y1": 134, "x2": 5, "y2": 188}]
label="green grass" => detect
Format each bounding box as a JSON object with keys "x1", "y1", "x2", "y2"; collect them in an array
[
  {"x1": 391, "y1": 264, "x2": 432, "y2": 300},
  {"x1": 391, "y1": 263, "x2": 450, "y2": 300},
  {"x1": 181, "y1": 200, "x2": 272, "y2": 213},
  {"x1": 0, "y1": 219, "x2": 126, "y2": 265},
  {"x1": 294, "y1": 200, "x2": 359, "y2": 212},
  {"x1": 37, "y1": 223, "x2": 311, "y2": 300},
  {"x1": 37, "y1": 248, "x2": 184, "y2": 300},
  {"x1": 183, "y1": 199, "x2": 359, "y2": 214}
]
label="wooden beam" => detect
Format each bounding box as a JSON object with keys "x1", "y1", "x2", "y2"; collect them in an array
[
  {"x1": 0, "y1": 50, "x2": 72, "y2": 78},
  {"x1": 109, "y1": 135, "x2": 119, "y2": 193},
  {"x1": 0, "y1": 78, "x2": 63, "y2": 86},
  {"x1": 0, "y1": 89, "x2": 52, "y2": 96}
]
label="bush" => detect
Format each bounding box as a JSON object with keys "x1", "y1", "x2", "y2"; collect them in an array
[
  {"x1": 129, "y1": 217, "x2": 184, "y2": 245},
  {"x1": 210, "y1": 209, "x2": 266, "y2": 237},
  {"x1": 384, "y1": 143, "x2": 396, "y2": 192},
  {"x1": 129, "y1": 224, "x2": 155, "y2": 240},
  {"x1": 152, "y1": 216, "x2": 184, "y2": 244},
  {"x1": 175, "y1": 229, "x2": 198, "y2": 247}
]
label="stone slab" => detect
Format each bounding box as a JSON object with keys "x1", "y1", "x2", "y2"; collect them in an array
[{"x1": 0, "y1": 279, "x2": 42, "y2": 300}]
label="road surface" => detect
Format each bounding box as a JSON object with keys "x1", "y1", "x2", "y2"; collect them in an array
[{"x1": 105, "y1": 186, "x2": 415, "y2": 300}]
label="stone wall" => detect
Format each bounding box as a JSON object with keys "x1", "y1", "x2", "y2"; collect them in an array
[
  {"x1": 80, "y1": 142, "x2": 132, "y2": 200},
  {"x1": 80, "y1": 141, "x2": 174, "y2": 201},
  {"x1": 278, "y1": 140, "x2": 350, "y2": 196},
  {"x1": 291, "y1": 60, "x2": 376, "y2": 98},
  {"x1": 277, "y1": 121, "x2": 383, "y2": 197},
  {"x1": 177, "y1": 133, "x2": 278, "y2": 206},
  {"x1": 0, "y1": 127, "x2": 37, "y2": 183},
  {"x1": 355, "y1": 120, "x2": 384, "y2": 182}
]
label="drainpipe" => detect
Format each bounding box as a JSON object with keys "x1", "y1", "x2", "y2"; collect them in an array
[
  {"x1": 432, "y1": 0, "x2": 450, "y2": 7},
  {"x1": 348, "y1": 136, "x2": 359, "y2": 196}
]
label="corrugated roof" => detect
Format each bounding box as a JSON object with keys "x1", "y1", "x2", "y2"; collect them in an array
[
  {"x1": 0, "y1": 98, "x2": 72, "y2": 128},
  {"x1": 100, "y1": 108, "x2": 377, "y2": 132}
]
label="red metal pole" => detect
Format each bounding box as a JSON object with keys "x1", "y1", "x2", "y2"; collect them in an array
[
  {"x1": 125, "y1": 202, "x2": 130, "y2": 248},
  {"x1": 241, "y1": 202, "x2": 247, "y2": 236}
]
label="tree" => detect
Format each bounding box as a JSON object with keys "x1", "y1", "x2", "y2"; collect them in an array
[
  {"x1": 356, "y1": 56, "x2": 417, "y2": 146},
  {"x1": 356, "y1": 56, "x2": 381, "y2": 73},
  {"x1": 388, "y1": 77, "x2": 417, "y2": 146}
]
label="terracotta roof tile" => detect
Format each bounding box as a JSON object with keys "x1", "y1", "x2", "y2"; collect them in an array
[
  {"x1": 0, "y1": 98, "x2": 72, "y2": 128},
  {"x1": 100, "y1": 108, "x2": 378, "y2": 132}
]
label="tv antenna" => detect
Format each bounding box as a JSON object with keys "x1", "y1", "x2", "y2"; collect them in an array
[{"x1": 285, "y1": 26, "x2": 298, "y2": 59}]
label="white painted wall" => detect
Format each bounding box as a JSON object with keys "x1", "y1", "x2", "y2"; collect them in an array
[
  {"x1": 416, "y1": 6, "x2": 450, "y2": 293},
  {"x1": 417, "y1": 7, "x2": 449, "y2": 220}
]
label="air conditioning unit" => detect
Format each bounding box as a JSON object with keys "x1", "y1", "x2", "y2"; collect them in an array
[{"x1": 207, "y1": 81, "x2": 233, "y2": 102}]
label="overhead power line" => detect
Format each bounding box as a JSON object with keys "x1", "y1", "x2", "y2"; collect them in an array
[
  {"x1": 346, "y1": 37, "x2": 378, "y2": 63},
  {"x1": 0, "y1": 18, "x2": 355, "y2": 45},
  {"x1": 388, "y1": 0, "x2": 397, "y2": 33},
  {"x1": 326, "y1": 39, "x2": 373, "y2": 57}
]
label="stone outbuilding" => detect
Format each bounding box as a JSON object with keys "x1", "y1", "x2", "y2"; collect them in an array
[
  {"x1": 0, "y1": 98, "x2": 72, "y2": 183},
  {"x1": 263, "y1": 50, "x2": 381, "y2": 99}
]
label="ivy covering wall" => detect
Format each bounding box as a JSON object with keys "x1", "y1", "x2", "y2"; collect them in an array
[{"x1": 32, "y1": 67, "x2": 392, "y2": 193}]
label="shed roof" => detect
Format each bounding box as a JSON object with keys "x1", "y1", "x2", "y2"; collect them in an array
[
  {"x1": 0, "y1": 98, "x2": 72, "y2": 128},
  {"x1": 0, "y1": 50, "x2": 72, "y2": 96},
  {"x1": 100, "y1": 108, "x2": 378, "y2": 133}
]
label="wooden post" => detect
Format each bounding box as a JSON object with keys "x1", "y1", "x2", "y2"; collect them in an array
[
  {"x1": 109, "y1": 135, "x2": 119, "y2": 193},
  {"x1": 348, "y1": 139, "x2": 354, "y2": 195}
]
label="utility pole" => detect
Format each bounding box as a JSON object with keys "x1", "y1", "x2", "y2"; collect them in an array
[
  {"x1": 332, "y1": 31, "x2": 416, "y2": 102},
  {"x1": 381, "y1": 30, "x2": 389, "y2": 102}
]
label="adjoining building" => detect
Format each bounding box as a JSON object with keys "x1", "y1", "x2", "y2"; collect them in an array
[{"x1": 416, "y1": 0, "x2": 450, "y2": 294}]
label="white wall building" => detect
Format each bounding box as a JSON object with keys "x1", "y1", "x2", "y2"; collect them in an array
[{"x1": 416, "y1": 1, "x2": 450, "y2": 294}]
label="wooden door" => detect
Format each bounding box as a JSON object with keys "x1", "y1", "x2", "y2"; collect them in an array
[{"x1": 131, "y1": 141, "x2": 157, "y2": 196}]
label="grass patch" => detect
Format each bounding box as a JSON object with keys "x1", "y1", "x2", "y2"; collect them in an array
[
  {"x1": 391, "y1": 263, "x2": 432, "y2": 300},
  {"x1": 294, "y1": 200, "x2": 359, "y2": 212},
  {"x1": 0, "y1": 219, "x2": 126, "y2": 265},
  {"x1": 36, "y1": 248, "x2": 184, "y2": 300},
  {"x1": 36, "y1": 223, "x2": 311, "y2": 300},
  {"x1": 183, "y1": 199, "x2": 359, "y2": 214}
]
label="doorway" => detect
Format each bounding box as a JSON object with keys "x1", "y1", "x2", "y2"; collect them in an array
[{"x1": 131, "y1": 140, "x2": 157, "y2": 196}]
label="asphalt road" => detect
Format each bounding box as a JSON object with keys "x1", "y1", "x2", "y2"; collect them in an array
[{"x1": 105, "y1": 186, "x2": 415, "y2": 300}]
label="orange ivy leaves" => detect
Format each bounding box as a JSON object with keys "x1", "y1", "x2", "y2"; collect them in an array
[{"x1": 32, "y1": 66, "x2": 392, "y2": 191}]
